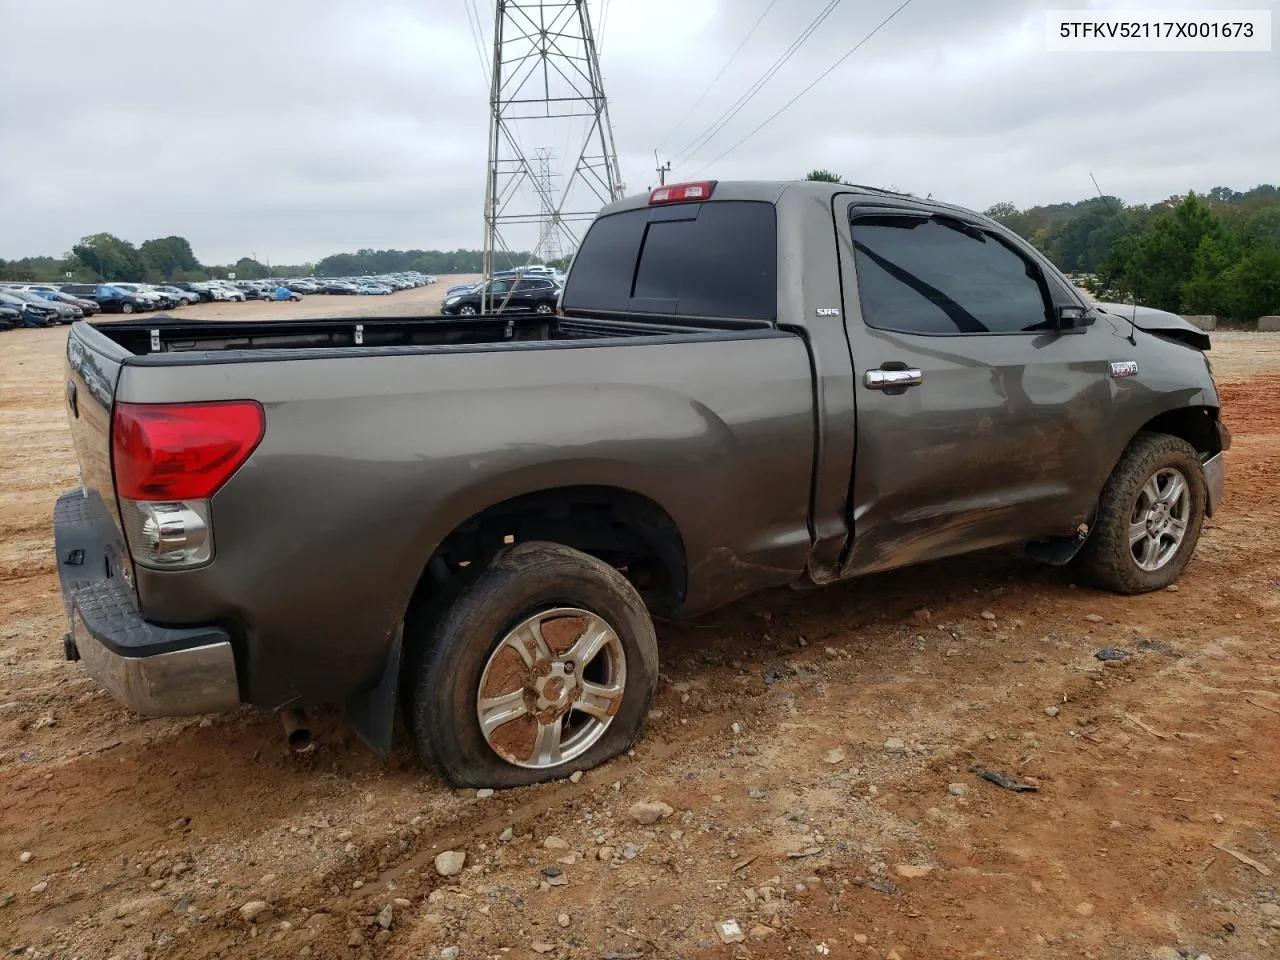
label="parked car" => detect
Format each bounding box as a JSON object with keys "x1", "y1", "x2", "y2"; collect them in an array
[
  {"x1": 106, "y1": 283, "x2": 166, "y2": 309},
  {"x1": 169, "y1": 282, "x2": 216, "y2": 303},
  {"x1": 287, "y1": 281, "x2": 320, "y2": 294},
  {"x1": 0, "y1": 290, "x2": 58, "y2": 326},
  {"x1": 357, "y1": 282, "x2": 392, "y2": 295},
  {"x1": 0, "y1": 304, "x2": 22, "y2": 329},
  {"x1": 208, "y1": 282, "x2": 246, "y2": 302},
  {"x1": 52, "y1": 179, "x2": 1227, "y2": 790},
  {"x1": 3, "y1": 288, "x2": 81, "y2": 323},
  {"x1": 31, "y1": 288, "x2": 103, "y2": 317},
  {"x1": 441, "y1": 276, "x2": 560, "y2": 316},
  {"x1": 322, "y1": 280, "x2": 359, "y2": 295},
  {"x1": 445, "y1": 282, "x2": 480, "y2": 297},
  {"x1": 268, "y1": 285, "x2": 303, "y2": 302},
  {"x1": 154, "y1": 285, "x2": 201, "y2": 305},
  {"x1": 62, "y1": 283, "x2": 149, "y2": 314}
]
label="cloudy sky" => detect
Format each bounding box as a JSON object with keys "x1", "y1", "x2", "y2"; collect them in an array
[{"x1": 1, "y1": 0, "x2": 1276, "y2": 264}]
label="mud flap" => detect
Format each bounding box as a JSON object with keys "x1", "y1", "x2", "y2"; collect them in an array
[
  {"x1": 346, "y1": 625, "x2": 402, "y2": 757},
  {"x1": 1025, "y1": 529, "x2": 1090, "y2": 566}
]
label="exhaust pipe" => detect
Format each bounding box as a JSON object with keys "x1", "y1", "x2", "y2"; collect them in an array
[{"x1": 280, "y1": 708, "x2": 312, "y2": 752}]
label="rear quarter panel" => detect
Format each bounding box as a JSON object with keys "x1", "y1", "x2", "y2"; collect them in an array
[{"x1": 119, "y1": 334, "x2": 815, "y2": 707}]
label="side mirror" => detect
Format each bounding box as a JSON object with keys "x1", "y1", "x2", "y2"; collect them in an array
[{"x1": 1055, "y1": 304, "x2": 1092, "y2": 329}]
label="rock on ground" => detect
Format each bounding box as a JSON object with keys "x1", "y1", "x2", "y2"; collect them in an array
[
  {"x1": 239, "y1": 900, "x2": 273, "y2": 924},
  {"x1": 629, "y1": 800, "x2": 675, "y2": 825},
  {"x1": 434, "y1": 850, "x2": 466, "y2": 877}
]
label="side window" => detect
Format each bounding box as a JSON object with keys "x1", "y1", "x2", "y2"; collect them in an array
[
  {"x1": 489, "y1": 280, "x2": 513, "y2": 295},
  {"x1": 850, "y1": 215, "x2": 1050, "y2": 335}
]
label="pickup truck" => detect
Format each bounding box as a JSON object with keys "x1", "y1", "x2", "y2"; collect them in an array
[{"x1": 53, "y1": 179, "x2": 1228, "y2": 788}]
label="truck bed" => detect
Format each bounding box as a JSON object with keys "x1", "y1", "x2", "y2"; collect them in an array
[{"x1": 92, "y1": 313, "x2": 767, "y2": 358}]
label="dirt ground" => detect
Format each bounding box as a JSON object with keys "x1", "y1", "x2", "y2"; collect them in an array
[{"x1": 2, "y1": 300, "x2": 1278, "y2": 960}]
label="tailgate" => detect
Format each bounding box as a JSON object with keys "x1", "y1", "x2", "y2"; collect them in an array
[{"x1": 63, "y1": 324, "x2": 134, "y2": 588}]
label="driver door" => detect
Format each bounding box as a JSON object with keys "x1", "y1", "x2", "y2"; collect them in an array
[{"x1": 837, "y1": 204, "x2": 1114, "y2": 576}]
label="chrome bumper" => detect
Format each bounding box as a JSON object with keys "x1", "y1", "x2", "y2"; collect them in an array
[
  {"x1": 72, "y1": 612, "x2": 240, "y2": 716},
  {"x1": 55, "y1": 489, "x2": 241, "y2": 717},
  {"x1": 1203, "y1": 452, "x2": 1225, "y2": 517}
]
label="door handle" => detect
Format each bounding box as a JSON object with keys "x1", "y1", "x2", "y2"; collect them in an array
[{"x1": 864, "y1": 368, "x2": 924, "y2": 390}]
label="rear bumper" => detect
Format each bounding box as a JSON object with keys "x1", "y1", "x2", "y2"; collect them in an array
[{"x1": 54, "y1": 490, "x2": 240, "y2": 716}]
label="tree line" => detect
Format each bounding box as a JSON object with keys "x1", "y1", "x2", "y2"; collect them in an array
[
  {"x1": 984, "y1": 184, "x2": 1280, "y2": 322},
  {"x1": 0, "y1": 233, "x2": 558, "y2": 284}
]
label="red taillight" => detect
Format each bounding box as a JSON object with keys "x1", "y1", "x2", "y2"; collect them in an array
[
  {"x1": 648, "y1": 181, "x2": 716, "y2": 205},
  {"x1": 112, "y1": 401, "x2": 265, "y2": 501}
]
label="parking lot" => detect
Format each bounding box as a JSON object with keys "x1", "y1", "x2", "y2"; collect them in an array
[{"x1": 1, "y1": 313, "x2": 1279, "y2": 960}]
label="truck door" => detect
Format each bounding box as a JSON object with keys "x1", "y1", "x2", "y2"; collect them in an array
[{"x1": 836, "y1": 205, "x2": 1114, "y2": 576}]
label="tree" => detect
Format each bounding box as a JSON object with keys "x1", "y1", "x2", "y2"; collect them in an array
[
  {"x1": 71, "y1": 233, "x2": 145, "y2": 281},
  {"x1": 1099, "y1": 194, "x2": 1225, "y2": 312},
  {"x1": 1223, "y1": 246, "x2": 1280, "y2": 320},
  {"x1": 140, "y1": 236, "x2": 201, "y2": 280},
  {"x1": 804, "y1": 169, "x2": 843, "y2": 183},
  {"x1": 232, "y1": 257, "x2": 269, "y2": 280}
]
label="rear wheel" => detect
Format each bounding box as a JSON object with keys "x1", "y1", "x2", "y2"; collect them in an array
[
  {"x1": 407, "y1": 542, "x2": 659, "y2": 788},
  {"x1": 1073, "y1": 432, "x2": 1207, "y2": 594},
  {"x1": 535, "y1": 302, "x2": 554, "y2": 315}
]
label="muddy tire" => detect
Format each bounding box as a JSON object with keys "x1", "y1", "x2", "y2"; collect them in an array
[
  {"x1": 1073, "y1": 432, "x2": 1207, "y2": 594},
  {"x1": 407, "y1": 541, "x2": 659, "y2": 788}
]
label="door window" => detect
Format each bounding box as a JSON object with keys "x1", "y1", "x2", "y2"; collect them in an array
[{"x1": 851, "y1": 215, "x2": 1051, "y2": 335}]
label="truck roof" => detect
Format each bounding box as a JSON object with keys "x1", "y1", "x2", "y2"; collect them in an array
[{"x1": 601, "y1": 179, "x2": 989, "y2": 225}]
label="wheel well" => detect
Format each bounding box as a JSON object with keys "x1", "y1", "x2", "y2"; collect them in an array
[
  {"x1": 1138, "y1": 406, "x2": 1222, "y2": 456},
  {"x1": 412, "y1": 486, "x2": 687, "y2": 618}
]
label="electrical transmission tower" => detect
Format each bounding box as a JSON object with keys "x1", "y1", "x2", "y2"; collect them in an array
[
  {"x1": 533, "y1": 148, "x2": 563, "y2": 264},
  {"x1": 482, "y1": 0, "x2": 624, "y2": 303}
]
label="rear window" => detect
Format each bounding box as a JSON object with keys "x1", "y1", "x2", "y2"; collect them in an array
[{"x1": 562, "y1": 201, "x2": 777, "y2": 320}]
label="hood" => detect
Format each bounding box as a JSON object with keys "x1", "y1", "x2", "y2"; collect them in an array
[{"x1": 1094, "y1": 301, "x2": 1211, "y2": 351}]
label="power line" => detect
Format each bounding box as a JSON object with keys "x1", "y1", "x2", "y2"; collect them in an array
[
  {"x1": 461, "y1": 0, "x2": 490, "y2": 84},
  {"x1": 658, "y1": 0, "x2": 780, "y2": 151},
  {"x1": 598, "y1": 0, "x2": 612, "y2": 53},
  {"x1": 692, "y1": 0, "x2": 917, "y2": 175},
  {"x1": 673, "y1": 0, "x2": 845, "y2": 168}
]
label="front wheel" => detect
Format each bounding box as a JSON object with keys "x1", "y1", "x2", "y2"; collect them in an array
[
  {"x1": 407, "y1": 542, "x2": 659, "y2": 788},
  {"x1": 121, "y1": 302, "x2": 135, "y2": 314},
  {"x1": 1073, "y1": 432, "x2": 1207, "y2": 594},
  {"x1": 459, "y1": 304, "x2": 478, "y2": 317}
]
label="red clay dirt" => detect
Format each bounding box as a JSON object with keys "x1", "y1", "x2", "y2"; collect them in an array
[{"x1": 2, "y1": 312, "x2": 1278, "y2": 960}]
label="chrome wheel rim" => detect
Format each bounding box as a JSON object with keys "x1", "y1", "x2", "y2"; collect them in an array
[
  {"x1": 476, "y1": 607, "x2": 626, "y2": 770},
  {"x1": 1129, "y1": 467, "x2": 1191, "y2": 571},
  {"x1": 460, "y1": 305, "x2": 477, "y2": 316}
]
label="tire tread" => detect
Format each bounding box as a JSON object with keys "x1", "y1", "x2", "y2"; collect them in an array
[{"x1": 1073, "y1": 432, "x2": 1206, "y2": 594}]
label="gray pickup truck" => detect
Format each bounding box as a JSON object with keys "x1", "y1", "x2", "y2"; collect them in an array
[{"x1": 54, "y1": 180, "x2": 1228, "y2": 787}]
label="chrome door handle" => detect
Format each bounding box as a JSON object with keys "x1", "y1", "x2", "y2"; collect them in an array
[{"x1": 864, "y1": 368, "x2": 924, "y2": 389}]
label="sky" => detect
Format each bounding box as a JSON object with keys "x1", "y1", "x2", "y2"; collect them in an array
[{"x1": 1, "y1": 0, "x2": 1277, "y2": 264}]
